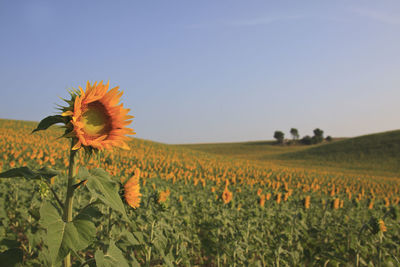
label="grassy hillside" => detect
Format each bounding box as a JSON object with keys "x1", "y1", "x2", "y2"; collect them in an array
[
  {"x1": 181, "y1": 131, "x2": 400, "y2": 175},
  {"x1": 279, "y1": 130, "x2": 400, "y2": 173},
  {"x1": 179, "y1": 140, "x2": 308, "y2": 161}
]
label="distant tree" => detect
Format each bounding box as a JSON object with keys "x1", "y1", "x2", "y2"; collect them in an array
[
  {"x1": 301, "y1": 135, "x2": 312, "y2": 145},
  {"x1": 313, "y1": 128, "x2": 324, "y2": 144},
  {"x1": 290, "y1": 128, "x2": 299, "y2": 141},
  {"x1": 311, "y1": 136, "x2": 318, "y2": 144},
  {"x1": 273, "y1": 131, "x2": 285, "y2": 144},
  {"x1": 326, "y1": 136, "x2": 333, "y2": 142}
]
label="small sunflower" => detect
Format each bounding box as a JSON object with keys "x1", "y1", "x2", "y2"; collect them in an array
[
  {"x1": 259, "y1": 195, "x2": 265, "y2": 207},
  {"x1": 124, "y1": 169, "x2": 141, "y2": 209},
  {"x1": 61, "y1": 81, "x2": 135, "y2": 151},
  {"x1": 257, "y1": 188, "x2": 262, "y2": 196},
  {"x1": 158, "y1": 189, "x2": 170, "y2": 203},
  {"x1": 304, "y1": 195, "x2": 311, "y2": 209},
  {"x1": 378, "y1": 219, "x2": 387, "y2": 232},
  {"x1": 222, "y1": 186, "x2": 233, "y2": 204}
]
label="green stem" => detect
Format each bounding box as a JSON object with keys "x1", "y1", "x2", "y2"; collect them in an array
[
  {"x1": 107, "y1": 206, "x2": 112, "y2": 234},
  {"x1": 63, "y1": 140, "x2": 78, "y2": 267},
  {"x1": 147, "y1": 220, "x2": 156, "y2": 265}
]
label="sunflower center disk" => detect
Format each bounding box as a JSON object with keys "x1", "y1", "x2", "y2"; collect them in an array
[{"x1": 82, "y1": 102, "x2": 111, "y2": 138}]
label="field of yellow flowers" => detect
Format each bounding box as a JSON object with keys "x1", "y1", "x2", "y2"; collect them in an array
[{"x1": 0, "y1": 118, "x2": 399, "y2": 266}]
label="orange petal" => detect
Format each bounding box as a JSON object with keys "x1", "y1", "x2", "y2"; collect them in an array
[
  {"x1": 62, "y1": 110, "x2": 74, "y2": 116},
  {"x1": 72, "y1": 141, "x2": 82, "y2": 150}
]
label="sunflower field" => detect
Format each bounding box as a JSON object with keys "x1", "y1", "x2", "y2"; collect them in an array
[
  {"x1": 0, "y1": 118, "x2": 399, "y2": 267},
  {"x1": 0, "y1": 82, "x2": 400, "y2": 267}
]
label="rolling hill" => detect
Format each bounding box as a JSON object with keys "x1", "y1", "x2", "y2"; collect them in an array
[
  {"x1": 2, "y1": 118, "x2": 399, "y2": 176},
  {"x1": 279, "y1": 130, "x2": 400, "y2": 173},
  {"x1": 181, "y1": 130, "x2": 400, "y2": 175}
]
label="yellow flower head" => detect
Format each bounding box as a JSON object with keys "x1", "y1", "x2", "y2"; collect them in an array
[
  {"x1": 124, "y1": 169, "x2": 141, "y2": 209},
  {"x1": 379, "y1": 219, "x2": 387, "y2": 232},
  {"x1": 257, "y1": 188, "x2": 262, "y2": 196},
  {"x1": 222, "y1": 186, "x2": 233, "y2": 204},
  {"x1": 333, "y1": 198, "x2": 340, "y2": 209},
  {"x1": 304, "y1": 195, "x2": 311, "y2": 209},
  {"x1": 276, "y1": 193, "x2": 282, "y2": 204},
  {"x1": 259, "y1": 195, "x2": 266, "y2": 207},
  {"x1": 62, "y1": 81, "x2": 135, "y2": 151},
  {"x1": 158, "y1": 189, "x2": 170, "y2": 203}
]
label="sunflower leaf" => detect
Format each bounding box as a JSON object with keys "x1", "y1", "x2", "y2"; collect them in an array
[
  {"x1": 85, "y1": 168, "x2": 128, "y2": 220},
  {"x1": 94, "y1": 241, "x2": 129, "y2": 267},
  {"x1": 0, "y1": 167, "x2": 37, "y2": 179},
  {"x1": 40, "y1": 202, "x2": 96, "y2": 264},
  {"x1": 0, "y1": 167, "x2": 59, "y2": 180},
  {"x1": 36, "y1": 166, "x2": 60, "y2": 179},
  {"x1": 32, "y1": 115, "x2": 66, "y2": 133}
]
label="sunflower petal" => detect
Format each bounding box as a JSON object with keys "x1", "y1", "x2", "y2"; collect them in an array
[
  {"x1": 72, "y1": 141, "x2": 82, "y2": 150},
  {"x1": 62, "y1": 111, "x2": 74, "y2": 117}
]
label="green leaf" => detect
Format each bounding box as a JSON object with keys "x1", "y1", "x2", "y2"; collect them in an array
[
  {"x1": 28, "y1": 207, "x2": 41, "y2": 221},
  {"x1": 76, "y1": 202, "x2": 103, "y2": 221},
  {"x1": 57, "y1": 216, "x2": 96, "y2": 262},
  {"x1": 75, "y1": 167, "x2": 90, "y2": 181},
  {"x1": 163, "y1": 252, "x2": 174, "y2": 267},
  {"x1": 0, "y1": 248, "x2": 23, "y2": 267},
  {"x1": 40, "y1": 202, "x2": 64, "y2": 263},
  {"x1": 40, "y1": 202, "x2": 96, "y2": 264},
  {"x1": 85, "y1": 168, "x2": 128, "y2": 219},
  {"x1": 95, "y1": 241, "x2": 129, "y2": 267},
  {"x1": 36, "y1": 167, "x2": 60, "y2": 180},
  {"x1": 121, "y1": 230, "x2": 140, "y2": 245},
  {"x1": 32, "y1": 115, "x2": 66, "y2": 133},
  {"x1": 0, "y1": 167, "x2": 59, "y2": 180},
  {"x1": 0, "y1": 167, "x2": 37, "y2": 179}
]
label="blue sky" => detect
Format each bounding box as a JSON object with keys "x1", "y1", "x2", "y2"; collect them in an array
[{"x1": 1, "y1": 1, "x2": 399, "y2": 143}]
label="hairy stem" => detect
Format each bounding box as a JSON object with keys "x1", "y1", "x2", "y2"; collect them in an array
[{"x1": 63, "y1": 140, "x2": 78, "y2": 267}]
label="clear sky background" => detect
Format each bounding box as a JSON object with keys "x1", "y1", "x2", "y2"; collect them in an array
[{"x1": 1, "y1": 1, "x2": 399, "y2": 144}]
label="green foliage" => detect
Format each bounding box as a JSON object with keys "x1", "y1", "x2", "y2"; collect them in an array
[
  {"x1": 182, "y1": 129, "x2": 400, "y2": 175},
  {"x1": 31, "y1": 115, "x2": 66, "y2": 133},
  {"x1": 0, "y1": 166, "x2": 59, "y2": 180},
  {"x1": 273, "y1": 130, "x2": 285, "y2": 144},
  {"x1": 0, "y1": 248, "x2": 23, "y2": 267},
  {"x1": 1, "y1": 163, "x2": 400, "y2": 266},
  {"x1": 313, "y1": 128, "x2": 324, "y2": 144},
  {"x1": 40, "y1": 202, "x2": 96, "y2": 264},
  {"x1": 1, "y1": 119, "x2": 400, "y2": 266},
  {"x1": 83, "y1": 168, "x2": 128, "y2": 220},
  {"x1": 283, "y1": 130, "x2": 400, "y2": 173},
  {"x1": 300, "y1": 135, "x2": 313, "y2": 145},
  {"x1": 94, "y1": 241, "x2": 130, "y2": 267},
  {"x1": 290, "y1": 128, "x2": 299, "y2": 141}
]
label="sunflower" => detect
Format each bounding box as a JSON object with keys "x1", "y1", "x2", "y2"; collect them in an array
[
  {"x1": 222, "y1": 186, "x2": 233, "y2": 204},
  {"x1": 304, "y1": 195, "x2": 310, "y2": 209},
  {"x1": 124, "y1": 169, "x2": 141, "y2": 209},
  {"x1": 333, "y1": 198, "x2": 340, "y2": 209},
  {"x1": 378, "y1": 219, "x2": 387, "y2": 232},
  {"x1": 158, "y1": 189, "x2": 170, "y2": 203},
  {"x1": 259, "y1": 195, "x2": 265, "y2": 207},
  {"x1": 61, "y1": 81, "x2": 135, "y2": 150},
  {"x1": 257, "y1": 188, "x2": 262, "y2": 196}
]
